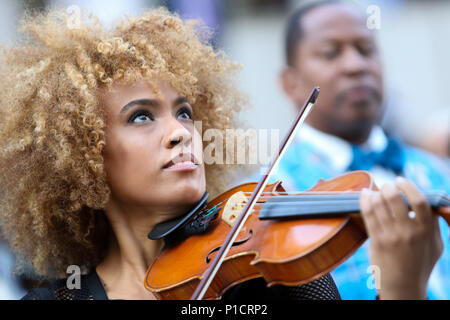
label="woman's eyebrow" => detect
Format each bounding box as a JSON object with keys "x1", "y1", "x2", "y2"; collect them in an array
[
  {"x1": 174, "y1": 96, "x2": 189, "y2": 106},
  {"x1": 119, "y1": 99, "x2": 158, "y2": 114}
]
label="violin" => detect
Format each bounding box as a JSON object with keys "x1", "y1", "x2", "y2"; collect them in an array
[
  {"x1": 144, "y1": 172, "x2": 450, "y2": 299},
  {"x1": 143, "y1": 87, "x2": 450, "y2": 300}
]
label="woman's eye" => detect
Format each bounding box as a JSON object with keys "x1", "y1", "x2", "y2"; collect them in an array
[
  {"x1": 129, "y1": 110, "x2": 153, "y2": 124},
  {"x1": 177, "y1": 106, "x2": 193, "y2": 121}
]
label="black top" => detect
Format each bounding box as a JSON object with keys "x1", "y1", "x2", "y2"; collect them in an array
[{"x1": 21, "y1": 271, "x2": 341, "y2": 300}]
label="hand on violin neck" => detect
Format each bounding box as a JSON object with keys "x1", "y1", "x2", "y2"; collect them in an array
[{"x1": 359, "y1": 178, "x2": 443, "y2": 300}]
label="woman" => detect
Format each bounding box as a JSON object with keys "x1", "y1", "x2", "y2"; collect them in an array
[{"x1": 0, "y1": 7, "x2": 442, "y2": 300}]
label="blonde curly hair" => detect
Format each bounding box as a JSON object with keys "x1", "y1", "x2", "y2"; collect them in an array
[{"x1": 0, "y1": 7, "x2": 250, "y2": 279}]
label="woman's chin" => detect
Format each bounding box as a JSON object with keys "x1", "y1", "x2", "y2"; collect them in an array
[
  {"x1": 164, "y1": 180, "x2": 204, "y2": 204},
  {"x1": 180, "y1": 188, "x2": 205, "y2": 205},
  {"x1": 174, "y1": 175, "x2": 206, "y2": 200}
]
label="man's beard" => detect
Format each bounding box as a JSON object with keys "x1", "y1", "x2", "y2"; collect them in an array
[{"x1": 331, "y1": 87, "x2": 383, "y2": 143}]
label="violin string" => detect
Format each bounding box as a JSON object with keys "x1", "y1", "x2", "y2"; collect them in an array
[
  {"x1": 200, "y1": 199, "x2": 228, "y2": 218},
  {"x1": 200, "y1": 191, "x2": 445, "y2": 216},
  {"x1": 198, "y1": 191, "x2": 299, "y2": 217},
  {"x1": 199, "y1": 192, "x2": 361, "y2": 218},
  {"x1": 195, "y1": 190, "x2": 370, "y2": 226}
]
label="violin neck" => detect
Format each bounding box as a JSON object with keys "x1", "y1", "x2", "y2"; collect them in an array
[{"x1": 258, "y1": 192, "x2": 450, "y2": 224}]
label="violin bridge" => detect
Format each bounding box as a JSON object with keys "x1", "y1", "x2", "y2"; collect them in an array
[{"x1": 222, "y1": 191, "x2": 248, "y2": 227}]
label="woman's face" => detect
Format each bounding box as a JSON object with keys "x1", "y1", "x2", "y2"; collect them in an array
[{"x1": 100, "y1": 79, "x2": 206, "y2": 219}]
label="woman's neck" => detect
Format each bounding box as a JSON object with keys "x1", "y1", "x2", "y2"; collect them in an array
[{"x1": 96, "y1": 199, "x2": 179, "y2": 300}]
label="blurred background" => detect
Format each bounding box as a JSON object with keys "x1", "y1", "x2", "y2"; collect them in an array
[{"x1": 0, "y1": 0, "x2": 449, "y2": 299}]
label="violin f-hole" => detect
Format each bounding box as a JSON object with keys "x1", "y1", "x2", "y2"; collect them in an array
[{"x1": 205, "y1": 229, "x2": 253, "y2": 263}]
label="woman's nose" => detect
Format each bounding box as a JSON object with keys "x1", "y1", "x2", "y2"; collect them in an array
[{"x1": 164, "y1": 122, "x2": 192, "y2": 149}]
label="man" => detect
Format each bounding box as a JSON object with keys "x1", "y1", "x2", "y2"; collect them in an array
[{"x1": 272, "y1": 0, "x2": 450, "y2": 299}]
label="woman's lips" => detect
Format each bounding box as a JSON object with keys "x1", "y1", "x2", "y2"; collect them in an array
[
  {"x1": 163, "y1": 151, "x2": 199, "y2": 171},
  {"x1": 163, "y1": 152, "x2": 199, "y2": 171},
  {"x1": 163, "y1": 160, "x2": 198, "y2": 171}
]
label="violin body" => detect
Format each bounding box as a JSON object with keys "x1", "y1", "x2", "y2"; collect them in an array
[{"x1": 144, "y1": 171, "x2": 376, "y2": 299}]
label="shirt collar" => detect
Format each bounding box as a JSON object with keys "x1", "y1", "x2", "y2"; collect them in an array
[{"x1": 295, "y1": 124, "x2": 388, "y2": 172}]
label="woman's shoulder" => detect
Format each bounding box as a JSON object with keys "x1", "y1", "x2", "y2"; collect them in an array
[
  {"x1": 22, "y1": 286, "x2": 54, "y2": 300},
  {"x1": 21, "y1": 272, "x2": 107, "y2": 300},
  {"x1": 21, "y1": 278, "x2": 65, "y2": 300}
]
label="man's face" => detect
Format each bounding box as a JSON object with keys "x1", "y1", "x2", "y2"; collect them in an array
[{"x1": 282, "y1": 4, "x2": 384, "y2": 142}]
